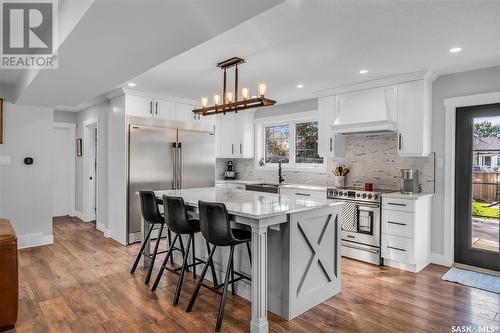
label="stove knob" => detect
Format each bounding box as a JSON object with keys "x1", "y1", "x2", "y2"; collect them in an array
[
  {"x1": 374, "y1": 195, "x2": 378, "y2": 200},
  {"x1": 362, "y1": 193, "x2": 367, "y2": 198},
  {"x1": 344, "y1": 192, "x2": 348, "y2": 196},
  {"x1": 337, "y1": 191, "x2": 342, "y2": 196},
  {"x1": 368, "y1": 194, "x2": 373, "y2": 199},
  {"x1": 356, "y1": 193, "x2": 360, "y2": 197},
  {"x1": 333, "y1": 191, "x2": 337, "y2": 196}
]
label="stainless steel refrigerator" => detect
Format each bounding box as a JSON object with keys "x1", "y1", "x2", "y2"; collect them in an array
[{"x1": 128, "y1": 123, "x2": 215, "y2": 243}]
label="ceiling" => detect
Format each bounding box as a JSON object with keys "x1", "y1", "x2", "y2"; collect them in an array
[
  {"x1": 1, "y1": 0, "x2": 282, "y2": 107},
  {"x1": 128, "y1": 0, "x2": 500, "y2": 105},
  {"x1": 1, "y1": 0, "x2": 499, "y2": 110}
]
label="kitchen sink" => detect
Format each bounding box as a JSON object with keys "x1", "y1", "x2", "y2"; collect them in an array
[{"x1": 245, "y1": 183, "x2": 284, "y2": 194}]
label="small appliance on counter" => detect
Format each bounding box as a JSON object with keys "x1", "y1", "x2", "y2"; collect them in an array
[
  {"x1": 224, "y1": 160, "x2": 236, "y2": 180},
  {"x1": 400, "y1": 169, "x2": 421, "y2": 194}
]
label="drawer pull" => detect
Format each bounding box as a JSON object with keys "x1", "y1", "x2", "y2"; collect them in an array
[
  {"x1": 387, "y1": 202, "x2": 407, "y2": 207},
  {"x1": 387, "y1": 246, "x2": 406, "y2": 252},
  {"x1": 387, "y1": 221, "x2": 407, "y2": 226},
  {"x1": 295, "y1": 192, "x2": 311, "y2": 197}
]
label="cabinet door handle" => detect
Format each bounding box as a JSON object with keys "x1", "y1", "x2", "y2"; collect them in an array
[
  {"x1": 387, "y1": 246, "x2": 406, "y2": 252},
  {"x1": 231, "y1": 144, "x2": 234, "y2": 154},
  {"x1": 387, "y1": 202, "x2": 406, "y2": 207},
  {"x1": 329, "y1": 137, "x2": 333, "y2": 152},
  {"x1": 398, "y1": 133, "x2": 402, "y2": 150},
  {"x1": 155, "y1": 101, "x2": 158, "y2": 115},
  {"x1": 240, "y1": 144, "x2": 242, "y2": 154},
  {"x1": 149, "y1": 101, "x2": 153, "y2": 115},
  {"x1": 295, "y1": 192, "x2": 311, "y2": 197},
  {"x1": 388, "y1": 221, "x2": 407, "y2": 226}
]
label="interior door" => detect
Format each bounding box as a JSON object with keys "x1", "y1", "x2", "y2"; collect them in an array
[
  {"x1": 52, "y1": 127, "x2": 72, "y2": 216},
  {"x1": 128, "y1": 125, "x2": 177, "y2": 240},
  {"x1": 178, "y1": 129, "x2": 215, "y2": 189},
  {"x1": 455, "y1": 103, "x2": 500, "y2": 271}
]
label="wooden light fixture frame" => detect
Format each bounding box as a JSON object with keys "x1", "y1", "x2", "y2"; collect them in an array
[{"x1": 193, "y1": 57, "x2": 276, "y2": 116}]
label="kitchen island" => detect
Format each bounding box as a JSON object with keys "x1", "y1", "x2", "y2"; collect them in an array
[{"x1": 145, "y1": 187, "x2": 342, "y2": 333}]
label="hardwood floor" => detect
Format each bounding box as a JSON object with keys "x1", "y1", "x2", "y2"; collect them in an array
[{"x1": 10, "y1": 216, "x2": 500, "y2": 332}]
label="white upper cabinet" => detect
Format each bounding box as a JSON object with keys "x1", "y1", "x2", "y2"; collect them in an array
[
  {"x1": 318, "y1": 95, "x2": 345, "y2": 158},
  {"x1": 215, "y1": 110, "x2": 255, "y2": 158},
  {"x1": 175, "y1": 103, "x2": 197, "y2": 122},
  {"x1": 154, "y1": 98, "x2": 175, "y2": 120},
  {"x1": 397, "y1": 80, "x2": 431, "y2": 157},
  {"x1": 127, "y1": 95, "x2": 154, "y2": 118}
]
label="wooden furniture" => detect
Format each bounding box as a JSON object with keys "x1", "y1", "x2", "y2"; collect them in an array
[
  {"x1": 144, "y1": 188, "x2": 342, "y2": 333},
  {"x1": 215, "y1": 110, "x2": 255, "y2": 158},
  {"x1": 0, "y1": 219, "x2": 18, "y2": 331},
  {"x1": 317, "y1": 71, "x2": 436, "y2": 157},
  {"x1": 381, "y1": 193, "x2": 433, "y2": 273}
]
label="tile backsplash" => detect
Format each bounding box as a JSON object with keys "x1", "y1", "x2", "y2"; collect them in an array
[{"x1": 216, "y1": 132, "x2": 435, "y2": 193}]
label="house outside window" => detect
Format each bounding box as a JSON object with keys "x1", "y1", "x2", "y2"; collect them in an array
[{"x1": 255, "y1": 111, "x2": 324, "y2": 171}]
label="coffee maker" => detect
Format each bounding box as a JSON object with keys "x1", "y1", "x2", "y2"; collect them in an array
[
  {"x1": 400, "y1": 169, "x2": 421, "y2": 194},
  {"x1": 224, "y1": 160, "x2": 236, "y2": 180}
]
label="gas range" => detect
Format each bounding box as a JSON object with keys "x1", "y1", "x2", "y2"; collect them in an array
[{"x1": 327, "y1": 187, "x2": 394, "y2": 203}]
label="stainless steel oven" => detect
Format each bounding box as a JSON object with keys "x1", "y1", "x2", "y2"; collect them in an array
[{"x1": 327, "y1": 187, "x2": 390, "y2": 265}]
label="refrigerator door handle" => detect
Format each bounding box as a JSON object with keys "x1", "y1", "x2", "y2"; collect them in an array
[
  {"x1": 178, "y1": 144, "x2": 183, "y2": 189},
  {"x1": 172, "y1": 143, "x2": 178, "y2": 189}
]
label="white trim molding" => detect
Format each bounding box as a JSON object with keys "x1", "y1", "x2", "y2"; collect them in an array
[
  {"x1": 443, "y1": 91, "x2": 500, "y2": 266},
  {"x1": 53, "y1": 122, "x2": 76, "y2": 217},
  {"x1": 17, "y1": 233, "x2": 54, "y2": 249},
  {"x1": 83, "y1": 117, "x2": 98, "y2": 223}
]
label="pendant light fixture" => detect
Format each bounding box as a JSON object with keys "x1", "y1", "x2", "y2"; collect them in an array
[{"x1": 193, "y1": 57, "x2": 276, "y2": 116}]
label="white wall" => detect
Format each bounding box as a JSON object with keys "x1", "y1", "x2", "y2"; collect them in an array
[
  {"x1": 54, "y1": 110, "x2": 78, "y2": 123},
  {"x1": 0, "y1": 103, "x2": 54, "y2": 248},
  {"x1": 430, "y1": 65, "x2": 500, "y2": 260},
  {"x1": 74, "y1": 101, "x2": 110, "y2": 235}
]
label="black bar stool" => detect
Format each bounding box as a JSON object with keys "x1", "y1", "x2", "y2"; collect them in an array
[
  {"x1": 186, "y1": 200, "x2": 252, "y2": 332},
  {"x1": 151, "y1": 196, "x2": 219, "y2": 306},
  {"x1": 130, "y1": 191, "x2": 186, "y2": 284}
]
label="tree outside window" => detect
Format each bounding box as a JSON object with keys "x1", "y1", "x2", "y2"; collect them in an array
[
  {"x1": 265, "y1": 125, "x2": 289, "y2": 163},
  {"x1": 295, "y1": 121, "x2": 323, "y2": 164}
]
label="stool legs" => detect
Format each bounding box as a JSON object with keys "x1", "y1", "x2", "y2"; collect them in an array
[
  {"x1": 144, "y1": 224, "x2": 164, "y2": 284},
  {"x1": 130, "y1": 224, "x2": 154, "y2": 274},
  {"x1": 173, "y1": 234, "x2": 192, "y2": 306},
  {"x1": 186, "y1": 245, "x2": 217, "y2": 312},
  {"x1": 151, "y1": 233, "x2": 179, "y2": 292},
  {"x1": 206, "y1": 242, "x2": 219, "y2": 287},
  {"x1": 215, "y1": 245, "x2": 234, "y2": 332},
  {"x1": 230, "y1": 252, "x2": 235, "y2": 296},
  {"x1": 191, "y1": 237, "x2": 196, "y2": 279}
]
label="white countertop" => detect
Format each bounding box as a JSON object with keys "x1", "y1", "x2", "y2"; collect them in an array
[
  {"x1": 155, "y1": 187, "x2": 339, "y2": 219},
  {"x1": 382, "y1": 192, "x2": 434, "y2": 200},
  {"x1": 215, "y1": 180, "x2": 328, "y2": 192}
]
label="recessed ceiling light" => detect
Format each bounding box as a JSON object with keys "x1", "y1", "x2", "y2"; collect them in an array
[
  {"x1": 296, "y1": 84, "x2": 304, "y2": 88},
  {"x1": 359, "y1": 69, "x2": 368, "y2": 74},
  {"x1": 127, "y1": 82, "x2": 136, "y2": 87},
  {"x1": 449, "y1": 47, "x2": 462, "y2": 53}
]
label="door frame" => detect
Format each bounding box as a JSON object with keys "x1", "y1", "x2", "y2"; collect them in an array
[
  {"x1": 53, "y1": 122, "x2": 76, "y2": 216},
  {"x1": 83, "y1": 118, "x2": 98, "y2": 223},
  {"x1": 444, "y1": 91, "x2": 500, "y2": 266}
]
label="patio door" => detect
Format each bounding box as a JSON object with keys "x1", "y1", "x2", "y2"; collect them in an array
[{"x1": 455, "y1": 103, "x2": 500, "y2": 271}]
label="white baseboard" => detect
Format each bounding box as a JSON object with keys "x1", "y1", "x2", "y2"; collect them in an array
[
  {"x1": 72, "y1": 210, "x2": 91, "y2": 222},
  {"x1": 430, "y1": 253, "x2": 453, "y2": 267},
  {"x1": 17, "y1": 233, "x2": 54, "y2": 249},
  {"x1": 96, "y1": 222, "x2": 110, "y2": 238}
]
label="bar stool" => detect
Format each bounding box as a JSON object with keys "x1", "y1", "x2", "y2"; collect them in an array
[
  {"x1": 130, "y1": 191, "x2": 185, "y2": 285},
  {"x1": 186, "y1": 201, "x2": 252, "y2": 332},
  {"x1": 151, "y1": 196, "x2": 219, "y2": 306}
]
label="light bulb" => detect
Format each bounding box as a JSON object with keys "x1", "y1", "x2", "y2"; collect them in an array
[
  {"x1": 213, "y1": 94, "x2": 220, "y2": 105},
  {"x1": 258, "y1": 82, "x2": 267, "y2": 98},
  {"x1": 242, "y1": 87, "x2": 249, "y2": 100},
  {"x1": 226, "y1": 91, "x2": 234, "y2": 103},
  {"x1": 201, "y1": 96, "x2": 208, "y2": 108}
]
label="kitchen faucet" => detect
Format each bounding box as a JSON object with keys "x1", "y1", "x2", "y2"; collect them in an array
[{"x1": 278, "y1": 160, "x2": 285, "y2": 184}]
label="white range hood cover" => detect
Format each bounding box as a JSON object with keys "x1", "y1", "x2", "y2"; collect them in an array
[{"x1": 330, "y1": 85, "x2": 398, "y2": 134}]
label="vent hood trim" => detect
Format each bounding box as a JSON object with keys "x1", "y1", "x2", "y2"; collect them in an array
[{"x1": 331, "y1": 120, "x2": 398, "y2": 134}]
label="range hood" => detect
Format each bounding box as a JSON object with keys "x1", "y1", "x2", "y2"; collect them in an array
[
  {"x1": 331, "y1": 120, "x2": 397, "y2": 134},
  {"x1": 330, "y1": 85, "x2": 398, "y2": 135}
]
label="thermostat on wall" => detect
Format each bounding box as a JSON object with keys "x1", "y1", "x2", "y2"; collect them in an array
[{"x1": 24, "y1": 157, "x2": 34, "y2": 165}]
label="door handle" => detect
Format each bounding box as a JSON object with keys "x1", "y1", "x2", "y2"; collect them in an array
[
  {"x1": 240, "y1": 144, "x2": 242, "y2": 154},
  {"x1": 295, "y1": 192, "x2": 311, "y2": 197},
  {"x1": 155, "y1": 101, "x2": 158, "y2": 115},
  {"x1": 172, "y1": 143, "x2": 177, "y2": 189},
  {"x1": 330, "y1": 137, "x2": 333, "y2": 152},
  {"x1": 343, "y1": 243, "x2": 379, "y2": 254},
  {"x1": 398, "y1": 133, "x2": 402, "y2": 150},
  {"x1": 387, "y1": 202, "x2": 406, "y2": 207},
  {"x1": 149, "y1": 101, "x2": 153, "y2": 115},
  {"x1": 178, "y1": 146, "x2": 183, "y2": 189},
  {"x1": 232, "y1": 144, "x2": 234, "y2": 155}
]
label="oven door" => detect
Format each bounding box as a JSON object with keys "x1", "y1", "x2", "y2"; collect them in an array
[{"x1": 340, "y1": 201, "x2": 380, "y2": 247}]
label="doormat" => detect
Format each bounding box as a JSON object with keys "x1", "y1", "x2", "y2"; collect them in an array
[{"x1": 442, "y1": 267, "x2": 500, "y2": 294}]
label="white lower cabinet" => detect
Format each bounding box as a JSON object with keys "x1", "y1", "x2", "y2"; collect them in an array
[
  {"x1": 279, "y1": 187, "x2": 326, "y2": 201},
  {"x1": 381, "y1": 194, "x2": 432, "y2": 273}
]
